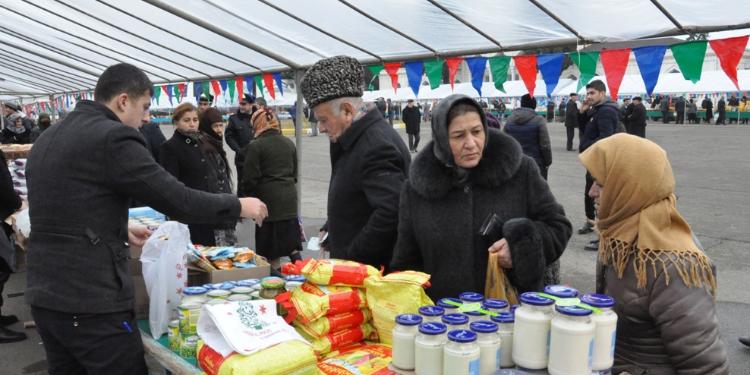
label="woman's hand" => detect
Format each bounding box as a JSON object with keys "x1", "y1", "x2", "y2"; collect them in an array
[
  {"x1": 128, "y1": 224, "x2": 152, "y2": 248},
  {"x1": 488, "y1": 238, "x2": 512, "y2": 268}
]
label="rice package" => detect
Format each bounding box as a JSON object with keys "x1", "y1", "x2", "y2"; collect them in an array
[
  {"x1": 294, "y1": 309, "x2": 372, "y2": 338},
  {"x1": 197, "y1": 340, "x2": 317, "y2": 375},
  {"x1": 283, "y1": 258, "x2": 380, "y2": 287},
  {"x1": 317, "y1": 343, "x2": 395, "y2": 375},
  {"x1": 364, "y1": 271, "x2": 433, "y2": 345},
  {"x1": 287, "y1": 282, "x2": 367, "y2": 323},
  {"x1": 299, "y1": 323, "x2": 378, "y2": 356}
]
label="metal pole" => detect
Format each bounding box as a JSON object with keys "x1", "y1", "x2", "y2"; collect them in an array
[{"x1": 294, "y1": 69, "x2": 305, "y2": 216}]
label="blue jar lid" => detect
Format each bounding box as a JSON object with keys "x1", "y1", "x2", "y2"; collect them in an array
[
  {"x1": 395, "y1": 314, "x2": 423, "y2": 326},
  {"x1": 201, "y1": 283, "x2": 216, "y2": 290},
  {"x1": 459, "y1": 292, "x2": 484, "y2": 303},
  {"x1": 555, "y1": 305, "x2": 593, "y2": 316},
  {"x1": 437, "y1": 297, "x2": 461, "y2": 309},
  {"x1": 285, "y1": 275, "x2": 306, "y2": 283},
  {"x1": 490, "y1": 312, "x2": 515, "y2": 324},
  {"x1": 448, "y1": 329, "x2": 477, "y2": 343},
  {"x1": 419, "y1": 322, "x2": 447, "y2": 335},
  {"x1": 418, "y1": 306, "x2": 445, "y2": 317},
  {"x1": 183, "y1": 286, "x2": 208, "y2": 295},
  {"x1": 235, "y1": 279, "x2": 260, "y2": 287},
  {"x1": 483, "y1": 298, "x2": 509, "y2": 310},
  {"x1": 442, "y1": 313, "x2": 469, "y2": 325},
  {"x1": 543, "y1": 285, "x2": 580, "y2": 298},
  {"x1": 213, "y1": 282, "x2": 235, "y2": 290},
  {"x1": 465, "y1": 310, "x2": 485, "y2": 316},
  {"x1": 580, "y1": 293, "x2": 615, "y2": 308},
  {"x1": 470, "y1": 320, "x2": 498, "y2": 333},
  {"x1": 519, "y1": 292, "x2": 554, "y2": 306}
]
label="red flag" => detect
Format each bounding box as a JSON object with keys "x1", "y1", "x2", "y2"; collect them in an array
[
  {"x1": 383, "y1": 62, "x2": 402, "y2": 93},
  {"x1": 709, "y1": 35, "x2": 749, "y2": 90},
  {"x1": 445, "y1": 57, "x2": 463, "y2": 90},
  {"x1": 178, "y1": 83, "x2": 186, "y2": 99},
  {"x1": 600, "y1": 48, "x2": 631, "y2": 100},
  {"x1": 513, "y1": 55, "x2": 538, "y2": 95},
  {"x1": 235, "y1": 77, "x2": 244, "y2": 100},
  {"x1": 210, "y1": 80, "x2": 221, "y2": 99},
  {"x1": 263, "y1": 73, "x2": 275, "y2": 99}
]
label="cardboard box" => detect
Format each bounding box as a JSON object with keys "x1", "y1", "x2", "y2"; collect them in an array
[{"x1": 188, "y1": 257, "x2": 270, "y2": 286}]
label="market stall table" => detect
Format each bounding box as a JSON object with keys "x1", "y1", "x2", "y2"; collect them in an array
[
  {"x1": 0, "y1": 144, "x2": 32, "y2": 159},
  {"x1": 137, "y1": 320, "x2": 203, "y2": 375}
]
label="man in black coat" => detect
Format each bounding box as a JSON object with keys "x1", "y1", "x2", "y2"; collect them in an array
[
  {"x1": 0, "y1": 149, "x2": 24, "y2": 344},
  {"x1": 674, "y1": 96, "x2": 686, "y2": 124},
  {"x1": 716, "y1": 97, "x2": 726, "y2": 125},
  {"x1": 301, "y1": 56, "x2": 410, "y2": 270},
  {"x1": 660, "y1": 95, "x2": 671, "y2": 124},
  {"x1": 402, "y1": 99, "x2": 422, "y2": 153},
  {"x1": 25, "y1": 63, "x2": 268, "y2": 375},
  {"x1": 702, "y1": 97, "x2": 713, "y2": 124},
  {"x1": 225, "y1": 94, "x2": 255, "y2": 191},
  {"x1": 627, "y1": 97, "x2": 648, "y2": 138},
  {"x1": 546, "y1": 100, "x2": 555, "y2": 121},
  {"x1": 138, "y1": 121, "x2": 166, "y2": 161},
  {"x1": 564, "y1": 93, "x2": 579, "y2": 151}
]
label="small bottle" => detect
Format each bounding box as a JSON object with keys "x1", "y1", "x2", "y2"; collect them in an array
[
  {"x1": 442, "y1": 313, "x2": 470, "y2": 331},
  {"x1": 392, "y1": 314, "x2": 423, "y2": 370},
  {"x1": 181, "y1": 286, "x2": 208, "y2": 305},
  {"x1": 437, "y1": 297, "x2": 462, "y2": 313},
  {"x1": 482, "y1": 298, "x2": 509, "y2": 314},
  {"x1": 512, "y1": 292, "x2": 555, "y2": 370},
  {"x1": 415, "y1": 322, "x2": 448, "y2": 375},
  {"x1": 419, "y1": 305, "x2": 445, "y2": 323},
  {"x1": 581, "y1": 293, "x2": 618, "y2": 372},
  {"x1": 548, "y1": 306, "x2": 595, "y2": 375},
  {"x1": 459, "y1": 292, "x2": 484, "y2": 305},
  {"x1": 470, "y1": 321, "x2": 501, "y2": 375},
  {"x1": 491, "y1": 312, "x2": 515, "y2": 368},
  {"x1": 443, "y1": 329, "x2": 480, "y2": 375}
]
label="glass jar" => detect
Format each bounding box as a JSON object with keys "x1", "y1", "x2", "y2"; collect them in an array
[
  {"x1": 444, "y1": 329, "x2": 480, "y2": 375},
  {"x1": 442, "y1": 313, "x2": 470, "y2": 331},
  {"x1": 259, "y1": 277, "x2": 287, "y2": 300},
  {"x1": 512, "y1": 292, "x2": 554, "y2": 370},
  {"x1": 391, "y1": 314, "x2": 423, "y2": 370},
  {"x1": 207, "y1": 289, "x2": 230, "y2": 300},
  {"x1": 180, "y1": 335, "x2": 199, "y2": 358},
  {"x1": 234, "y1": 279, "x2": 260, "y2": 288},
  {"x1": 181, "y1": 286, "x2": 208, "y2": 305},
  {"x1": 177, "y1": 302, "x2": 202, "y2": 335},
  {"x1": 227, "y1": 294, "x2": 251, "y2": 302},
  {"x1": 548, "y1": 306, "x2": 595, "y2": 375},
  {"x1": 470, "y1": 321, "x2": 501, "y2": 375},
  {"x1": 167, "y1": 320, "x2": 180, "y2": 352},
  {"x1": 459, "y1": 292, "x2": 484, "y2": 305},
  {"x1": 418, "y1": 305, "x2": 445, "y2": 323},
  {"x1": 543, "y1": 285, "x2": 580, "y2": 299},
  {"x1": 581, "y1": 293, "x2": 618, "y2": 371},
  {"x1": 483, "y1": 298, "x2": 509, "y2": 314},
  {"x1": 230, "y1": 286, "x2": 253, "y2": 296},
  {"x1": 437, "y1": 297, "x2": 461, "y2": 313},
  {"x1": 491, "y1": 312, "x2": 516, "y2": 368},
  {"x1": 415, "y1": 322, "x2": 448, "y2": 375},
  {"x1": 465, "y1": 310, "x2": 488, "y2": 323}
]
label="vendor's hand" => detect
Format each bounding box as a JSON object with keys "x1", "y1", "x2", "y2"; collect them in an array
[
  {"x1": 239, "y1": 197, "x2": 268, "y2": 226},
  {"x1": 128, "y1": 224, "x2": 152, "y2": 248},
  {"x1": 488, "y1": 238, "x2": 512, "y2": 268},
  {"x1": 318, "y1": 230, "x2": 329, "y2": 254}
]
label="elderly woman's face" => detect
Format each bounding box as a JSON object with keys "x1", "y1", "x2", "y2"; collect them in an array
[
  {"x1": 588, "y1": 181, "x2": 603, "y2": 211},
  {"x1": 175, "y1": 110, "x2": 199, "y2": 133},
  {"x1": 448, "y1": 112, "x2": 485, "y2": 169}
]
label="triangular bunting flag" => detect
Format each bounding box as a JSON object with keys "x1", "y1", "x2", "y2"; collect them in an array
[
  {"x1": 227, "y1": 79, "x2": 236, "y2": 103},
  {"x1": 633, "y1": 45, "x2": 667, "y2": 96},
  {"x1": 709, "y1": 35, "x2": 749, "y2": 90},
  {"x1": 571, "y1": 51, "x2": 600, "y2": 92},
  {"x1": 165, "y1": 84, "x2": 173, "y2": 105},
  {"x1": 202, "y1": 81, "x2": 211, "y2": 99},
  {"x1": 244, "y1": 76, "x2": 254, "y2": 96},
  {"x1": 513, "y1": 55, "x2": 538, "y2": 95},
  {"x1": 153, "y1": 85, "x2": 161, "y2": 102},
  {"x1": 210, "y1": 80, "x2": 221, "y2": 99},
  {"x1": 273, "y1": 72, "x2": 284, "y2": 96},
  {"x1": 178, "y1": 83, "x2": 186, "y2": 102},
  {"x1": 465, "y1": 56, "x2": 488, "y2": 96},
  {"x1": 537, "y1": 53, "x2": 565, "y2": 97},
  {"x1": 193, "y1": 81, "x2": 202, "y2": 102},
  {"x1": 489, "y1": 55, "x2": 511, "y2": 93},
  {"x1": 367, "y1": 64, "x2": 385, "y2": 91},
  {"x1": 670, "y1": 41, "x2": 707, "y2": 83},
  {"x1": 600, "y1": 48, "x2": 631, "y2": 99},
  {"x1": 263, "y1": 73, "x2": 276, "y2": 99},
  {"x1": 424, "y1": 59, "x2": 444, "y2": 90},
  {"x1": 404, "y1": 61, "x2": 424, "y2": 97},
  {"x1": 236, "y1": 77, "x2": 245, "y2": 99},
  {"x1": 384, "y1": 62, "x2": 401, "y2": 93},
  {"x1": 254, "y1": 75, "x2": 264, "y2": 97},
  {"x1": 445, "y1": 57, "x2": 463, "y2": 90}
]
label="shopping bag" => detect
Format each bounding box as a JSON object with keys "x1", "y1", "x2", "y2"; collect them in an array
[
  {"x1": 484, "y1": 252, "x2": 519, "y2": 305},
  {"x1": 140, "y1": 221, "x2": 190, "y2": 339}
]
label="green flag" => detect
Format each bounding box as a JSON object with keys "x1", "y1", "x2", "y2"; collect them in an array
[
  {"x1": 670, "y1": 41, "x2": 707, "y2": 83},
  {"x1": 488, "y1": 56, "x2": 511, "y2": 93},
  {"x1": 367, "y1": 64, "x2": 384, "y2": 91},
  {"x1": 254, "y1": 75, "x2": 264, "y2": 97},
  {"x1": 153, "y1": 85, "x2": 161, "y2": 101},
  {"x1": 424, "y1": 59, "x2": 444, "y2": 89},
  {"x1": 571, "y1": 51, "x2": 600, "y2": 92},
  {"x1": 202, "y1": 82, "x2": 210, "y2": 98},
  {"x1": 173, "y1": 85, "x2": 180, "y2": 102},
  {"x1": 228, "y1": 79, "x2": 236, "y2": 102}
]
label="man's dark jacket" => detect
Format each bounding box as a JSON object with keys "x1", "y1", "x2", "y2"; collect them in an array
[
  {"x1": 26, "y1": 101, "x2": 241, "y2": 314},
  {"x1": 139, "y1": 123, "x2": 166, "y2": 161},
  {"x1": 578, "y1": 100, "x2": 619, "y2": 152},
  {"x1": 402, "y1": 105, "x2": 421, "y2": 135},
  {"x1": 325, "y1": 109, "x2": 410, "y2": 269},
  {"x1": 565, "y1": 100, "x2": 579, "y2": 128},
  {"x1": 225, "y1": 110, "x2": 253, "y2": 164}
]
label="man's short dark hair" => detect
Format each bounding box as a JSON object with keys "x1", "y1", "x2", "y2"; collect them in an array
[
  {"x1": 633, "y1": 96, "x2": 642, "y2": 102},
  {"x1": 569, "y1": 93, "x2": 578, "y2": 97},
  {"x1": 94, "y1": 63, "x2": 153, "y2": 103},
  {"x1": 520, "y1": 94, "x2": 537, "y2": 109},
  {"x1": 586, "y1": 80, "x2": 607, "y2": 93}
]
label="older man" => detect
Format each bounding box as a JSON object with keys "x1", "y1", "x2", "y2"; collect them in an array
[{"x1": 301, "y1": 56, "x2": 410, "y2": 269}]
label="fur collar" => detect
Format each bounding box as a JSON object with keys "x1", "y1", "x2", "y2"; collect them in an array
[{"x1": 409, "y1": 128, "x2": 524, "y2": 199}]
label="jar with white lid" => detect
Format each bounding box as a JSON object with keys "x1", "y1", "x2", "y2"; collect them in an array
[
  {"x1": 442, "y1": 313, "x2": 470, "y2": 331},
  {"x1": 512, "y1": 292, "x2": 555, "y2": 370},
  {"x1": 415, "y1": 322, "x2": 448, "y2": 375},
  {"x1": 483, "y1": 298, "x2": 509, "y2": 314},
  {"x1": 459, "y1": 292, "x2": 484, "y2": 305},
  {"x1": 234, "y1": 279, "x2": 260, "y2": 288},
  {"x1": 491, "y1": 312, "x2": 515, "y2": 368},
  {"x1": 543, "y1": 285, "x2": 580, "y2": 299},
  {"x1": 444, "y1": 329, "x2": 480, "y2": 375},
  {"x1": 207, "y1": 289, "x2": 230, "y2": 300},
  {"x1": 581, "y1": 293, "x2": 617, "y2": 371},
  {"x1": 181, "y1": 286, "x2": 208, "y2": 305},
  {"x1": 177, "y1": 302, "x2": 202, "y2": 335},
  {"x1": 419, "y1": 305, "x2": 445, "y2": 323},
  {"x1": 470, "y1": 320, "x2": 501, "y2": 375},
  {"x1": 548, "y1": 305, "x2": 595, "y2": 375},
  {"x1": 391, "y1": 314, "x2": 423, "y2": 370},
  {"x1": 227, "y1": 294, "x2": 251, "y2": 302},
  {"x1": 437, "y1": 297, "x2": 461, "y2": 313},
  {"x1": 230, "y1": 286, "x2": 253, "y2": 295}
]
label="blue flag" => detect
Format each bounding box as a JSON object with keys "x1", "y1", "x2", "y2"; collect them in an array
[
  {"x1": 633, "y1": 45, "x2": 667, "y2": 96},
  {"x1": 273, "y1": 72, "x2": 284, "y2": 96},
  {"x1": 193, "y1": 81, "x2": 203, "y2": 102},
  {"x1": 537, "y1": 53, "x2": 565, "y2": 97},
  {"x1": 404, "y1": 61, "x2": 424, "y2": 97},
  {"x1": 465, "y1": 57, "x2": 488, "y2": 96},
  {"x1": 166, "y1": 84, "x2": 173, "y2": 105}
]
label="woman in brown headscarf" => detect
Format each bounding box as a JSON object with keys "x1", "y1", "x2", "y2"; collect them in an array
[
  {"x1": 579, "y1": 133, "x2": 728, "y2": 374},
  {"x1": 241, "y1": 108, "x2": 301, "y2": 269}
]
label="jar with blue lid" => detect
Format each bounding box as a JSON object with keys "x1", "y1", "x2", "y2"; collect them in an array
[
  {"x1": 442, "y1": 313, "x2": 470, "y2": 331},
  {"x1": 483, "y1": 298, "x2": 509, "y2": 314},
  {"x1": 392, "y1": 314, "x2": 423, "y2": 370},
  {"x1": 181, "y1": 286, "x2": 208, "y2": 305},
  {"x1": 235, "y1": 279, "x2": 260, "y2": 288},
  {"x1": 464, "y1": 310, "x2": 487, "y2": 323},
  {"x1": 543, "y1": 285, "x2": 580, "y2": 299},
  {"x1": 548, "y1": 305, "x2": 595, "y2": 375},
  {"x1": 581, "y1": 293, "x2": 617, "y2": 371},
  {"x1": 512, "y1": 292, "x2": 555, "y2": 370},
  {"x1": 491, "y1": 312, "x2": 515, "y2": 368},
  {"x1": 459, "y1": 292, "x2": 484, "y2": 304},
  {"x1": 437, "y1": 297, "x2": 462, "y2": 312},
  {"x1": 415, "y1": 322, "x2": 448, "y2": 375},
  {"x1": 418, "y1": 305, "x2": 445, "y2": 323},
  {"x1": 444, "y1": 329, "x2": 480, "y2": 375},
  {"x1": 470, "y1": 321, "x2": 501, "y2": 375}
]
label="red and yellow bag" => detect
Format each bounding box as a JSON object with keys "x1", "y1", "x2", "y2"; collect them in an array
[
  {"x1": 283, "y1": 258, "x2": 380, "y2": 287},
  {"x1": 294, "y1": 309, "x2": 371, "y2": 338},
  {"x1": 298, "y1": 324, "x2": 379, "y2": 356},
  {"x1": 364, "y1": 271, "x2": 433, "y2": 345},
  {"x1": 317, "y1": 343, "x2": 395, "y2": 375},
  {"x1": 197, "y1": 340, "x2": 317, "y2": 375},
  {"x1": 279, "y1": 282, "x2": 367, "y2": 324}
]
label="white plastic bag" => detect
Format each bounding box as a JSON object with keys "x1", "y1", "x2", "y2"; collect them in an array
[{"x1": 140, "y1": 221, "x2": 190, "y2": 339}]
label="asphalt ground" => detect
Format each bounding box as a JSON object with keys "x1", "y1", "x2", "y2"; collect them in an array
[{"x1": 1, "y1": 120, "x2": 748, "y2": 374}]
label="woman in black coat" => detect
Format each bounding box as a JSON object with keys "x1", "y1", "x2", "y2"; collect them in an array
[
  {"x1": 391, "y1": 94, "x2": 572, "y2": 300},
  {"x1": 159, "y1": 104, "x2": 236, "y2": 246}
]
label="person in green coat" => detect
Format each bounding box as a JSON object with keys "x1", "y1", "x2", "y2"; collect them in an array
[{"x1": 241, "y1": 108, "x2": 302, "y2": 269}]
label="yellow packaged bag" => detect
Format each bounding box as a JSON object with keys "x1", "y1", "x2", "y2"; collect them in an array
[
  {"x1": 294, "y1": 309, "x2": 372, "y2": 338},
  {"x1": 298, "y1": 323, "x2": 379, "y2": 356},
  {"x1": 283, "y1": 258, "x2": 381, "y2": 287},
  {"x1": 317, "y1": 343, "x2": 395, "y2": 375},
  {"x1": 485, "y1": 252, "x2": 519, "y2": 305},
  {"x1": 363, "y1": 271, "x2": 433, "y2": 345},
  {"x1": 284, "y1": 282, "x2": 367, "y2": 324},
  {"x1": 197, "y1": 340, "x2": 317, "y2": 375}
]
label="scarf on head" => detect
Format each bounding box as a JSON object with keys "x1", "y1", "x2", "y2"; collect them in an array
[
  {"x1": 579, "y1": 133, "x2": 716, "y2": 295},
  {"x1": 251, "y1": 108, "x2": 280, "y2": 138}
]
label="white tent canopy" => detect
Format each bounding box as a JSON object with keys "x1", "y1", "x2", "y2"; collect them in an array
[{"x1": 1, "y1": 0, "x2": 750, "y2": 96}]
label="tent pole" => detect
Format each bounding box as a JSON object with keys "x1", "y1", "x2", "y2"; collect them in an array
[{"x1": 294, "y1": 69, "x2": 305, "y2": 216}]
